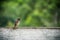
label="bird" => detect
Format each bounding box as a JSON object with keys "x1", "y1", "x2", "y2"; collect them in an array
[{"x1": 13, "y1": 18, "x2": 20, "y2": 29}]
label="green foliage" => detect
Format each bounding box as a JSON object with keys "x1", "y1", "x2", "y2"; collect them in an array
[{"x1": 0, "y1": 0, "x2": 60, "y2": 27}]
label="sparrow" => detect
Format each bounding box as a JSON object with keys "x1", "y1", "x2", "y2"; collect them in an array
[{"x1": 13, "y1": 18, "x2": 20, "y2": 29}]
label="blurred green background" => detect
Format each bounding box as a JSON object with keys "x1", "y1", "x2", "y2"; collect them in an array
[{"x1": 0, "y1": 0, "x2": 60, "y2": 27}]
